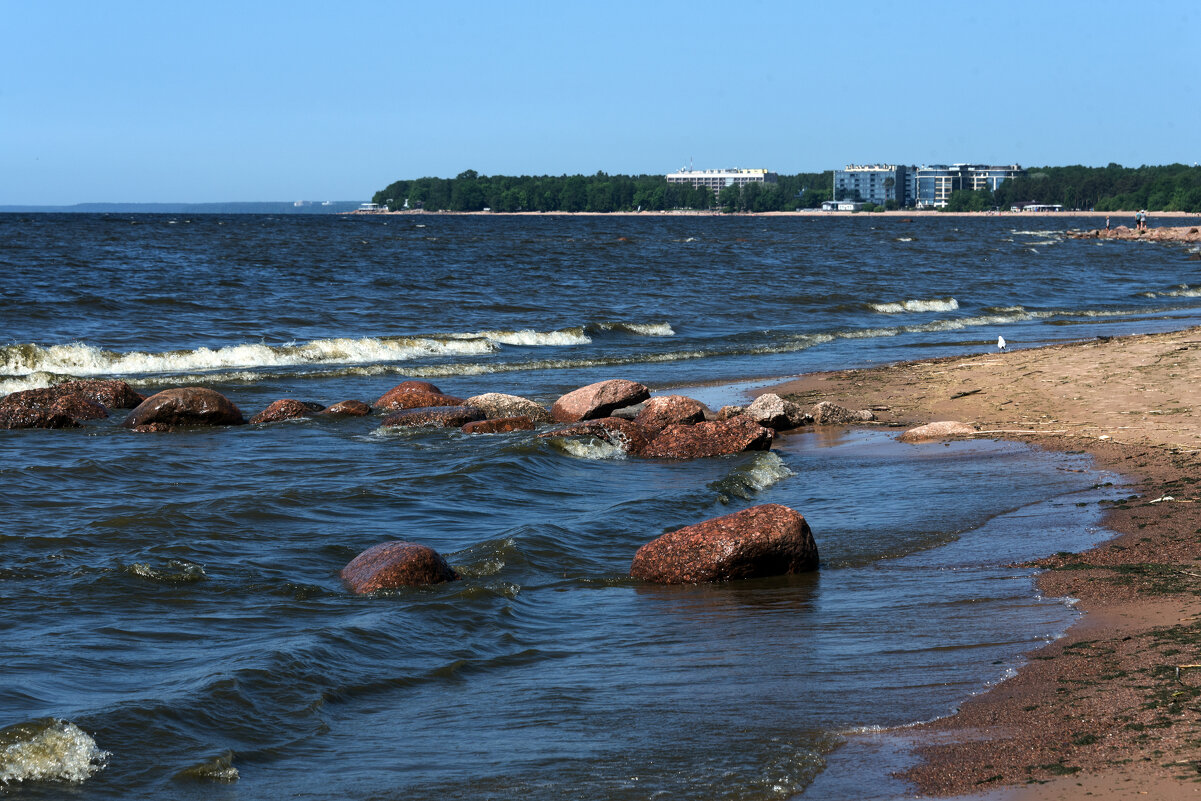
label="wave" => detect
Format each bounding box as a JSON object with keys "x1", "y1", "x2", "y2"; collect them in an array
[
  {"x1": 709, "y1": 452, "x2": 795, "y2": 500},
  {"x1": 868, "y1": 298, "x2": 959, "y2": 314},
  {"x1": 1139, "y1": 285, "x2": 1201, "y2": 298},
  {"x1": 0, "y1": 718, "x2": 108, "y2": 786},
  {"x1": 470, "y1": 328, "x2": 591, "y2": 346},
  {"x1": 586, "y1": 321, "x2": 676, "y2": 337}
]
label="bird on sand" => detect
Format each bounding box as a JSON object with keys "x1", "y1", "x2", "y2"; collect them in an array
[{"x1": 997, "y1": 335, "x2": 1007, "y2": 351}]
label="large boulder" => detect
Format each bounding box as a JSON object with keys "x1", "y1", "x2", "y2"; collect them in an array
[
  {"x1": 52, "y1": 379, "x2": 145, "y2": 409},
  {"x1": 539, "y1": 417, "x2": 650, "y2": 455},
  {"x1": 376, "y1": 381, "x2": 465, "y2": 411},
  {"x1": 48, "y1": 394, "x2": 109, "y2": 421},
  {"x1": 249, "y1": 399, "x2": 324, "y2": 424},
  {"x1": 379, "y1": 406, "x2": 484, "y2": 429},
  {"x1": 0, "y1": 405, "x2": 78, "y2": 430},
  {"x1": 464, "y1": 392, "x2": 552, "y2": 423},
  {"x1": 321, "y1": 399, "x2": 372, "y2": 416},
  {"x1": 122, "y1": 387, "x2": 245, "y2": 431},
  {"x1": 341, "y1": 541, "x2": 459, "y2": 593},
  {"x1": 812, "y1": 401, "x2": 875, "y2": 425},
  {"x1": 640, "y1": 416, "x2": 774, "y2": 460},
  {"x1": 630, "y1": 504, "x2": 819, "y2": 584},
  {"x1": 633, "y1": 395, "x2": 707, "y2": 436},
  {"x1": 746, "y1": 393, "x2": 813, "y2": 430},
  {"x1": 550, "y1": 379, "x2": 650, "y2": 423},
  {"x1": 462, "y1": 416, "x2": 537, "y2": 434},
  {"x1": 899, "y1": 420, "x2": 977, "y2": 443}
]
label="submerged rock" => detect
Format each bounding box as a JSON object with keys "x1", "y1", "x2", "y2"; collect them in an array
[
  {"x1": 341, "y1": 541, "x2": 459, "y2": 593},
  {"x1": 461, "y1": 416, "x2": 537, "y2": 434},
  {"x1": 630, "y1": 504, "x2": 819, "y2": 584},
  {"x1": 249, "y1": 399, "x2": 324, "y2": 424},
  {"x1": 812, "y1": 401, "x2": 875, "y2": 425},
  {"x1": 633, "y1": 395, "x2": 707, "y2": 436},
  {"x1": 0, "y1": 406, "x2": 78, "y2": 430},
  {"x1": 550, "y1": 379, "x2": 650, "y2": 423},
  {"x1": 746, "y1": 393, "x2": 813, "y2": 430},
  {"x1": 898, "y1": 420, "x2": 978, "y2": 443},
  {"x1": 539, "y1": 417, "x2": 650, "y2": 455},
  {"x1": 640, "y1": 416, "x2": 774, "y2": 459},
  {"x1": 52, "y1": 379, "x2": 145, "y2": 409},
  {"x1": 321, "y1": 399, "x2": 372, "y2": 416},
  {"x1": 464, "y1": 392, "x2": 552, "y2": 422},
  {"x1": 122, "y1": 387, "x2": 245, "y2": 431},
  {"x1": 379, "y1": 406, "x2": 484, "y2": 429},
  {"x1": 48, "y1": 394, "x2": 109, "y2": 421},
  {"x1": 376, "y1": 382, "x2": 464, "y2": 411}
]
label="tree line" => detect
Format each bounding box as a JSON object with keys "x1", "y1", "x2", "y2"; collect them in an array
[{"x1": 373, "y1": 164, "x2": 1201, "y2": 214}]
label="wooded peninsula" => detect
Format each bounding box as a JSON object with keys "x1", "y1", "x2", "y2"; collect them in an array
[{"x1": 373, "y1": 164, "x2": 1201, "y2": 214}]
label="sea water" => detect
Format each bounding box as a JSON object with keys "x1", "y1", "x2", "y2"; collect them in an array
[{"x1": 1, "y1": 213, "x2": 1196, "y2": 799}]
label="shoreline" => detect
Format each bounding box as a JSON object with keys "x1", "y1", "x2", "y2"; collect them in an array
[
  {"x1": 765, "y1": 328, "x2": 1201, "y2": 799},
  {"x1": 349, "y1": 209, "x2": 1201, "y2": 220}
]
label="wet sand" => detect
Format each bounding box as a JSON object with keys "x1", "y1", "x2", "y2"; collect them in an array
[{"x1": 768, "y1": 327, "x2": 1201, "y2": 799}]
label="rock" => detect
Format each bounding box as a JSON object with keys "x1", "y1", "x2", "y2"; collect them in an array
[
  {"x1": 640, "y1": 416, "x2": 774, "y2": 459},
  {"x1": 898, "y1": 421, "x2": 978, "y2": 443},
  {"x1": 630, "y1": 504, "x2": 819, "y2": 584},
  {"x1": 633, "y1": 395, "x2": 707, "y2": 436},
  {"x1": 52, "y1": 379, "x2": 145, "y2": 409},
  {"x1": 122, "y1": 387, "x2": 245, "y2": 430},
  {"x1": 461, "y1": 416, "x2": 537, "y2": 434},
  {"x1": 716, "y1": 405, "x2": 745, "y2": 420},
  {"x1": 379, "y1": 406, "x2": 484, "y2": 429},
  {"x1": 0, "y1": 405, "x2": 78, "y2": 430},
  {"x1": 746, "y1": 393, "x2": 813, "y2": 430},
  {"x1": 550, "y1": 379, "x2": 650, "y2": 423},
  {"x1": 812, "y1": 401, "x2": 875, "y2": 425},
  {"x1": 539, "y1": 417, "x2": 650, "y2": 455},
  {"x1": 249, "y1": 399, "x2": 324, "y2": 424},
  {"x1": 376, "y1": 381, "x2": 464, "y2": 411},
  {"x1": 322, "y1": 400, "x2": 372, "y2": 416},
  {"x1": 463, "y1": 392, "x2": 552, "y2": 422},
  {"x1": 340, "y1": 541, "x2": 458, "y2": 593},
  {"x1": 48, "y1": 394, "x2": 109, "y2": 421}
]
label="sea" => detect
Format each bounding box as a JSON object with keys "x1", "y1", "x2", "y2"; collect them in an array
[{"x1": 3, "y1": 212, "x2": 1200, "y2": 800}]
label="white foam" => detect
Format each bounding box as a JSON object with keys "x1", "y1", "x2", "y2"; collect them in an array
[
  {"x1": 475, "y1": 328, "x2": 591, "y2": 346},
  {"x1": 621, "y1": 322, "x2": 675, "y2": 337},
  {"x1": 868, "y1": 298, "x2": 959, "y2": 314},
  {"x1": 555, "y1": 438, "x2": 628, "y2": 460},
  {"x1": 0, "y1": 719, "x2": 108, "y2": 786}
]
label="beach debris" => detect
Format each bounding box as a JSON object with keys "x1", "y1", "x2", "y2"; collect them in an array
[
  {"x1": 321, "y1": 399, "x2": 372, "y2": 416},
  {"x1": 461, "y1": 416, "x2": 537, "y2": 435},
  {"x1": 811, "y1": 401, "x2": 876, "y2": 425},
  {"x1": 630, "y1": 503, "x2": 818, "y2": 584},
  {"x1": 341, "y1": 541, "x2": 459, "y2": 593},
  {"x1": 1148, "y1": 495, "x2": 1176, "y2": 504},
  {"x1": 997, "y1": 335, "x2": 1006, "y2": 352},
  {"x1": 379, "y1": 405, "x2": 485, "y2": 429},
  {"x1": 540, "y1": 417, "x2": 650, "y2": 455},
  {"x1": 745, "y1": 393, "x2": 813, "y2": 430},
  {"x1": 463, "y1": 392, "x2": 552, "y2": 422},
  {"x1": 249, "y1": 399, "x2": 324, "y2": 424},
  {"x1": 633, "y1": 395, "x2": 708, "y2": 436},
  {"x1": 899, "y1": 421, "x2": 978, "y2": 443},
  {"x1": 550, "y1": 379, "x2": 650, "y2": 423},
  {"x1": 951, "y1": 388, "x2": 983, "y2": 399},
  {"x1": 640, "y1": 416, "x2": 774, "y2": 459},
  {"x1": 375, "y1": 381, "x2": 465, "y2": 411},
  {"x1": 122, "y1": 387, "x2": 245, "y2": 431}
]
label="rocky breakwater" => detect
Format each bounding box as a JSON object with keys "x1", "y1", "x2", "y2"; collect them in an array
[
  {"x1": 0, "y1": 379, "x2": 144, "y2": 429},
  {"x1": 341, "y1": 541, "x2": 459, "y2": 594},
  {"x1": 551, "y1": 379, "x2": 650, "y2": 423},
  {"x1": 1068, "y1": 225, "x2": 1201, "y2": 244},
  {"x1": 122, "y1": 387, "x2": 246, "y2": 432},
  {"x1": 630, "y1": 504, "x2": 819, "y2": 584}
]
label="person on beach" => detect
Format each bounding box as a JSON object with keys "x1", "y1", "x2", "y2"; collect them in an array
[{"x1": 1105, "y1": 216, "x2": 1110, "y2": 230}]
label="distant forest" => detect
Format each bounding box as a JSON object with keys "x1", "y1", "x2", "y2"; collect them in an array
[{"x1": 373, "y1": 164, "x2": 1201, "y2": 213}]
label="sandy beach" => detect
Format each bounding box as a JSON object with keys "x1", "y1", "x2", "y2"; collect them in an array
[{"x1": 769, "y1": 328, "x2": 1201, "y2": 799}]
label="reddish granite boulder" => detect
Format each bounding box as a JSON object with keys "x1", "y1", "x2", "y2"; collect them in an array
[
  {"x1": 633, "y1": 395, "x2": 707, "y2": 436},
  {"x1": 539, "y1": 417, "x2": 650, "y2": 455},
  {"x1": 122, "y1": 387, "x2": 245, "y2": 431},
  {"x1": 899, "y1": 420, "x2": 977, "y2": 443},
  {"x1": 53, "y1": 379, "x2": 144, "y2": 409},
  {"x1": 379, "y1": 405, "x2": 484, "y2": 429},
  {"x1": 640, "y1": 416, "x2": 774, "y2": 459},
  {"x1": 0, "y1": 405, "x2": 78, "y2": 429},
  {"x1": 341, "y1": 541, "x2": 459, "y2": 593},
  {"x1": 464, "y1": 392, "x2": 552, "y2": 422},
  {"x1": 249, "y1": 399, "x2": 324, "y2": 424},
  {"x1": 630, "y1": 504, "x2": 819, "y2": 584},
  {"x1": 550, "y1": 379, "x2": 650, "y2": 423},
  {"x1": 48, "y1": 394, "x2": 109, "y2": 421},
  {"x1": 812, "y1": 401, "x2": 875, "y2": 425},
  {"x1": 746, "y1": 393, "x2": 812, "y2": 430},
  {"x1": 322, "y1": 399, "x2": 372, "y2": 416},
  {"x1": 462, "y1": 416, "x2": 537, "y2": 434},
  {"x1": 375, "y1": 381, "x2": 463, "y2": 411}
]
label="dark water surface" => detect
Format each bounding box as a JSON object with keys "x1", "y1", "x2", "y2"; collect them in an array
[{"x1": 2, "y1": 213, "x2": 1197, "y2": 798}]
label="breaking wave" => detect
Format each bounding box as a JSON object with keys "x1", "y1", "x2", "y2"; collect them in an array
[
  {"x1": 0, "y1": 718, "x2": 108, "y2": 786},
  {"x1": 710, "y1": 452, "x2": 795, "y2": 500},
  {"x1": 868, "y1": 298, "x2": 959, "y2": 314},
  {"x1": 1139, "y1": 285, "x2": 1201, "y2": 298}
]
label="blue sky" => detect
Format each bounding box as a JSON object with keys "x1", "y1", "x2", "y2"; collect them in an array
[{"x1": 3, "y1": 1, "x2": 1198, "y2": 204}]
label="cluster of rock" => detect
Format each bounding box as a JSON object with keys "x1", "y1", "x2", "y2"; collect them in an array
[
  {"x1": 1068, "y1": 225, "x2": 1201, "y2": 244},
  {"x1": 342, "y1": 502, "x2": 819, "y2": 594},
  {"x1": 0, "y1": 379, "x2": 145, "y2": 429}
]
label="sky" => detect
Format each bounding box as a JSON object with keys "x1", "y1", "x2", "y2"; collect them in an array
[{"x1": 3, "y1": 0, "x2": 1198, "y2": 204}]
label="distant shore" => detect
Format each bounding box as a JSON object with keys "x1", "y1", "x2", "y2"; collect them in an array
[
  {"x1": 768, "y1": 328, "x2": 1201, "y2": 800},
  {"x1": 349, "y1": 208, "x2": 1201, "y2": 219}
]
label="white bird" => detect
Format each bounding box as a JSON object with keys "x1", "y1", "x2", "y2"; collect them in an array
[{"x1": 997, "y1": 335, "x2": 1007, "y2": 351}]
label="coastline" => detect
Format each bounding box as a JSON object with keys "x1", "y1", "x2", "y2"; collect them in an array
[
  {"x1": 348, "y1": 209, "x2": 1201, "y2": 220},
  {"x1": 765, "y1": 328, "x2": 1201, "y2": 799}
]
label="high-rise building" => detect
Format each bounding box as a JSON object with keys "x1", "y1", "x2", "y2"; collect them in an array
[
  {"x1": 912, "y1": 164, "x2": 1024, "y2": 208},
  {"x1": 833, "y1": 165, "x2": 908, "y2": 206},
  {"x1": 665, "y1": 167, "x2": 778, "y2": 195}
]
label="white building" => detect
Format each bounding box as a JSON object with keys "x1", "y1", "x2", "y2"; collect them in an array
[{"x1": 665, "y1": 167, "x2": 778, "y2": 195}]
